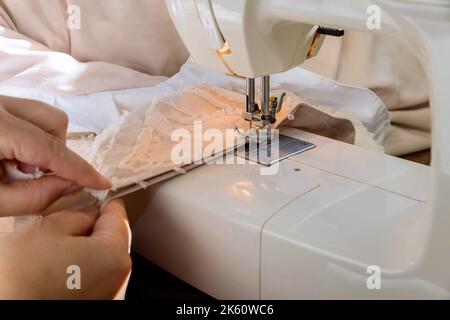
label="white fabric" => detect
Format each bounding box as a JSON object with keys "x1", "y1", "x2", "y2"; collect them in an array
[
  {"x1": 68, "y1": 83, "x2": 382, "y2": 199},
  {"x1": 42, "y1": 60, "x2": 389, "y2": 145}
]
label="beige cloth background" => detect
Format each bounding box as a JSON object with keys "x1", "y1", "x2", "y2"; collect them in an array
[
  {"x1": 0, "y1": 0, "x2": 189, "y2": 76},
  {"x1": 0, "y1": 0, "x2": 430, "y2": 156},
  {"x1": 303, "y1": 34, "x2": 431, "y2": 156}
]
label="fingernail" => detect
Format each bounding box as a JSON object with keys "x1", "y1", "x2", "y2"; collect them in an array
[
  {"x1": 70, "y1": 205, "x2": 99, "y2": 217},
  {"x1": 82, "y1": 205, "x2": 100, "y2": 217},
  {"x1": 100, "y1": 175, "x2": 113, "y2": 189},
  {"x1": 68, "y1": 197, "x2": 99, "y2": 211}
]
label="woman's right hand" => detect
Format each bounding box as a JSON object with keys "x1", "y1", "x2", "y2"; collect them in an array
[{"x1": 0, "y1": 199, "x2": 132, "y2": 300}]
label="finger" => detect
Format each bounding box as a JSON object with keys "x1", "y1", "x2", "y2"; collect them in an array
[
  {"x1": 0, "y1": 176, "x2": 78, "y2": 217},
  {"x1": 42, "y1": 190, "x2": 94, "y2": 216},
  {"x1": 42, "y1": 205, "x2": 99, "y2": 236},
  {"x1": 0, "y1": 112, "x2": 111, "y2": 190},
  {"x1": 0, "y1": 96, "x2": 68, "y2": 141},
  {"x1": 92, "y1": 199, "x2": 131, "y2": 252}
]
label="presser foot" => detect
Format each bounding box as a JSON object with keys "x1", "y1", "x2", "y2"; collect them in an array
[{"x1": 236, "y1": 133, "x2": 316, "y2": 167}]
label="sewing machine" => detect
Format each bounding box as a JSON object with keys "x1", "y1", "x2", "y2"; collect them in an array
[{"x1": 131, "y1": 0, "x2": 450, "y2": 299}]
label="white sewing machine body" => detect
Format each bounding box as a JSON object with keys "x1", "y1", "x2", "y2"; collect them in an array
[
  {"x1": 131, "y1": 0, "x2": 450, "y2": 299},
  {"x1": 133, "y1": 127, "x2": 435, "y2": 299}
]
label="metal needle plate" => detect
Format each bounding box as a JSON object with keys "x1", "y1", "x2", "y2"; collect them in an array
[{"x1": 236, "y1": 134, "x2": 316, "y2": 167}]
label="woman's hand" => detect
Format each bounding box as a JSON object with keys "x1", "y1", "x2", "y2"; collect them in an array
[
  {"x1": 0, "y1": 97, "x2": 132, "y2": 300},
  {"x1": 0, "y1": 96, "x2": 111, "y2": 217},
  {"x1": 0, "y1": 200, "x2": 132, "y2": 300}
]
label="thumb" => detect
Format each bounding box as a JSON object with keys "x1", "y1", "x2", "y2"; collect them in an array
[
  {"x1": 0, "y1": 176, "x2": 80, "y2": 217},
  {"x1": 42, "y1": 205, "x2": 99, "y2": 237},
  {"x1": 92, "y1": 199, "x2": 131, "y2": 253}
]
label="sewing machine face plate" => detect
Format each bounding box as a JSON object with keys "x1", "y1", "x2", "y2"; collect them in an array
[{"x1": 236, "y1": 134, "x2": 316, "y2": 167}]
